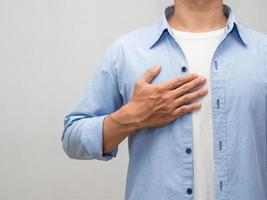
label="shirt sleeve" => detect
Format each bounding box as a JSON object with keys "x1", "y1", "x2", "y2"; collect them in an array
[{"x1": 61, "y1": 39, "x2": 124, "y2": 161}]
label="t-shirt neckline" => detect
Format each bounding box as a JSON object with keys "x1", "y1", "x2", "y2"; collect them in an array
[{"x1": 171, "y1": 27, "x2": 226, "y2": 39}]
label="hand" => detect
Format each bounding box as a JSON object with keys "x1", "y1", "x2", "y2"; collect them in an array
[{"x1": 122, "y1": 64, "x2": 208, "y2": 129}]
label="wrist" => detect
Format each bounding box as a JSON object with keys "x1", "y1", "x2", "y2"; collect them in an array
[{"x1": 109, "y1": 102, "x2": 141, "y2": 131}]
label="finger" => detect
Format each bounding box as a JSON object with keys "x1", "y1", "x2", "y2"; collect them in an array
[
  {"x1": 159, "y1": 73, "x2": 199, "y2": 90},
  {"x1": 138, "y1": 64, "x2": 161, "y2": 83},
  {"x1": 171, "y1": 76, "x2": 206, "y2": 98},
  {"x1": 173, "y1": 102, "x2": 202, "y2": 117},
  {"x1": 173, "y1": 87, "x2": 208, "y2": 108}
]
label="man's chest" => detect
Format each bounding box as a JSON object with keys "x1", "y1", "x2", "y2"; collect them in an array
[{"x1": 116, "y1": 42, "x2": 267, "y2": 108}]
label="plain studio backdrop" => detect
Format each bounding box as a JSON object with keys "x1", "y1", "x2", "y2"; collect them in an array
[{"x1": 0, "y1": 0, "x2": 266, "y2": 199}]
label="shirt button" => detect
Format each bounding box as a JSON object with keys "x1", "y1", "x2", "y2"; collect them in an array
[
  {"x1": 214, "y1": 60, "x2": 218, "y2": 70},
  {"x1": 216, "y1": 99, "x2": 220, "y2": 109},
  {"x1": 186, "y1": 188, "x2": 193, "y2": 195},
  {"x1": 185, "y1": 148, "x2": 192, "y2": 154},
  {"x1": 181, "y1": 66, "x2": 187, "y2": 72},
  {"x1": 219, "y1": 141, "x2": 222, "y2": 151},
  {"x1": 220, "y1": 180, "x2": 223, "y2": 191}
]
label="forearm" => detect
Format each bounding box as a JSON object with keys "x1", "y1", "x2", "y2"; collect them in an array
[{"x1": 103, "y1": 103, "x2": 139, "y2": 154}]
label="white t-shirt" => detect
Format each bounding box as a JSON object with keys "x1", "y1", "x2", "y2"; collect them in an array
[{"x1": 171, "y1": 27, "x2": 225, "y2": 200}]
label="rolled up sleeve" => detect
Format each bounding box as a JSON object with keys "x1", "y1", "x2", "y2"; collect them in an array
[{"x1": 61, "y1": 39, "x2": 123, "y2": 161}]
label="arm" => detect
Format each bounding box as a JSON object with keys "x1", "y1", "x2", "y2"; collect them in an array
[{"x1": 102, "y1": 103, "x2": 138, "y2": 154}]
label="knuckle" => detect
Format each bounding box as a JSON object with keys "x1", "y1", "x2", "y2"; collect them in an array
[
  {"x1": 182, "y1": 84, "x2": 189, "y2": 91},
  {"x1": 170, "y1": 112, "x2": 176, "y2": 119},
  {"x1": 179, "y1": 106, "x2": 187, "y2": 113},
  {"x1": 155, "y1": 85, "x2": 162, "y2": 93},
  {"x1": 179, "y1": 75, "x2": 187, "y2": 81},
  {"x1": 169, "y1": 81, "x2": 176, "y2": 89},
  {"x1": 158, "y1": 93, "x2": 168, "y2": 103},
  {"x1": 163, "y1": 92, "x2": 171, "y2": 100},
  {"x1": 166, "y1": 104, "x2": 173, "y2": 112},
  {"x1": 182, "y1": 95, "x2": 190, "y2": 102},
  {"x1": 191, "y1": 92, "x2": 198, "y2": 98},
  {"x1": 176, "y1": 76, "x2": 187, "y2": 85},
  {"x1": 176, "y1": 77, "x2": 183, "y2": 84},
  {"x1": 162, "y1": 101, "x2": 169, "y2": 109},
  {"x1": 175, "y1": 99, "x2": 181, "y2": 107},
  {"x1": 175, "y1": 79, "x2": 182, "y2": 87}
]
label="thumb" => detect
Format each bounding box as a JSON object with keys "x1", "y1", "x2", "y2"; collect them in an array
[{"x1": 139, "y1": 64, "x2": 161, "y2": 83}]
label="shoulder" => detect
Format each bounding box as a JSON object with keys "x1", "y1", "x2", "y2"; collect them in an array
[
  {"x1": 108, "y1": 22, "x2": 157, "y2": 53},
  {"x1": 120, "y1": 23, "x2": 156, "y2": 46},
  {"x1": 236, "y1": 21, "x2": 267, "y2": 40},
  {"x1": 236, "y1": 21, "x2": 267, "y2": 48},
  {"x1": 236, "y1": 22, "x2": 267, "y2": 63},
  {"x1": 101, "y1": 22, "x2": 156, "y2": 71}
]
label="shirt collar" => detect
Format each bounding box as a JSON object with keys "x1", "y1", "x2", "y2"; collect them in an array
[{"x1": 149, "y1": 4, "x2": 248, "y2": 49}]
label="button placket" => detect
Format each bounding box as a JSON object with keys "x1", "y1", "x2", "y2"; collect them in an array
[
  {"x1": 172, "y1": 36, "x2": 194, "y2": 200},
  {"x1": 211, "y1": 57, "x2": 228, "y2": 198}
]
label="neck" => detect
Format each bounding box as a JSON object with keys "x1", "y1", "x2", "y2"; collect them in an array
[{"x1": 168, "y1": 0, "x2": 227, "y2": 32}]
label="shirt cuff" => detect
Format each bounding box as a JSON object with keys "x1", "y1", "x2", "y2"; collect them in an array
[{"x1": 80, "y1": 114, "x2": 118, "y2": 161}]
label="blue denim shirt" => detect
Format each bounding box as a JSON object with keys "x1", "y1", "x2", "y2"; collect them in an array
[{"x1": 61, "y1": 4, "x2": 267, "y2": 200}]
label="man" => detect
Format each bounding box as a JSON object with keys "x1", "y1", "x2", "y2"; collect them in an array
[{"x1": 61, "y1": 0, "x2": 267, "y2": 200}]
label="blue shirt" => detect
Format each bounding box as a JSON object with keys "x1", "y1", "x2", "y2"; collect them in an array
[{"x1": 61, "y1": 4, "x2": 267, "y2": 200}]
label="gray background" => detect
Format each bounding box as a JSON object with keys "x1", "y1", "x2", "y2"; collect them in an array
[{"x1": 0, "y1": 0, "x2": 266, "y2": 199}]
